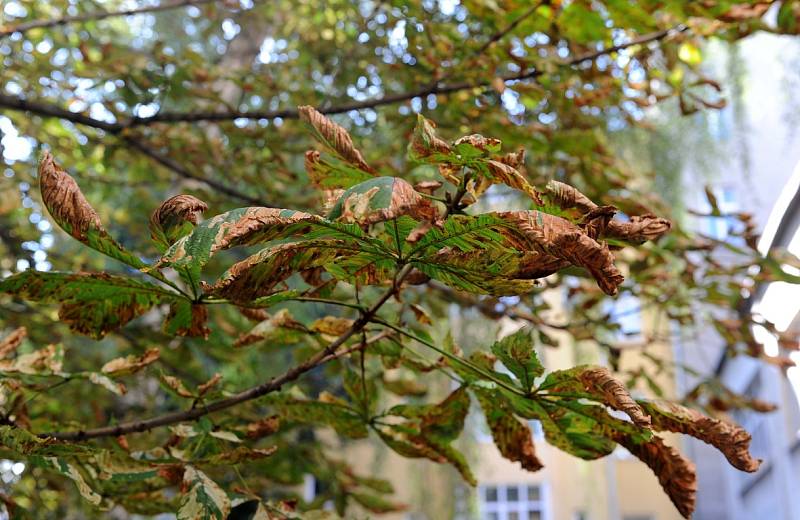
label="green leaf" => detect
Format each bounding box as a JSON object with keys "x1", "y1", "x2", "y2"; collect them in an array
[
  {"x1": 490, "y1": 329, "x2": 544, "y2": 392},
  {"x1": 178, "y1": 466, "x2": 231, "y2": 520},
  {"x1": 36, "y1": 457, "x2": 104, "y2": 508},
  {"x1": 0, "y1": 271, "x2": 181, "y2": 339},
  {"x1": 268, "y1": 393, "x2": 369, "y2": 439}
]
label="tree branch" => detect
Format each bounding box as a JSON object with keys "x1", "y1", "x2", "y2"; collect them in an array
[
  {"x1": 128, "y1": 24, "x2": 687, "y2": 125},
  {"x1": 0, "y1": 0, "x2": 218, "y2": 39},
  {"x1": 42, "y1": 265, "x2": 413, "y2": 441}
]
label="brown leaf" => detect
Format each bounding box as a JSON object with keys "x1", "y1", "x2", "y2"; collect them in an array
[
  {"x1": 39, "y1": 152, "x2": 105, "y2": 244},
  {"x1": 605, "y1": 214, "x2": 672, "y2": 244},
  {"x1": 244, "y1": 415, "x2": 281, "y2": 439},
  {"x1": 210, "y1": 241, "x2": 344, "y2": 302},
  {"x1": 641, "y1": 400, "x2": 761, "y2": 472},
  {"x1": 541, "y1": 180, "x2": 597, "y2": 214},
  {"x1": 237, "y1": 307, "x2": 270, "y2": 322},
  {"x1": 207, "y1": 207, "x2": 318, "y2": 254},
  {"x1": 169, "y1": 304, "x2": 210, "y2": 339},
  {"x1": 576, "y1": 367, "x2": 651, "y2": 427},
  {"x1": 299, "y1": 105, "x2": 375, "y2": 173},
  {"x1": 149, "y1": 194, "x2": 208, "y2": 248},
  {"x1": 331, "y1": 177, "x2": 439, "y2": 225},
  {"x1": 101, "y1": 348, "x2": 160, "y2": 376},
  {"x1": 616, "y1": 434, "x2": 697, "y2": 518},
  {"x1": 409, "y1": 115, "x2": 452, "y2": 159},
  {"x1": 0, "y1": 327, "x2": 26, "y2": 359},
  {"x1": 500, "y1": 210, "x2": 625, "y2": 296},
  {"x1": 485, "y1": 160, "x2": 542, "y2": 204},
  {"x1": 197, "y1": 373, "x2": 222, "y2": 396}
]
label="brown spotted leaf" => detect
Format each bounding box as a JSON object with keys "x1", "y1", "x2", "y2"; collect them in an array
[
  {"x1": 474, "y1": 389, "x2": 543, "y2": 472},
  {"x1": 640, "y1": 400, "x2": 761, "y2": 472},
  {"x1": 499, "y1": 210, "x2": 624, "y2": 295},
  {"x1": 154, "y1": 207, "x2": 320, "y2": 282},
  {"x1": 243, "y1": 415, "x2": 280, "y2": 439},
  {"x1": 605, "y1": 214, "x2": 672, "y2": 244},
  {"x1": 299, "y1": 105, "x2": 375, "y2": 174},
  {"x1": 577, "y1": 367, "x2": 651, "y2": 427},
  {"x1": 327, "y1": 177, "x2": 438, "y2": 225},
  {"x1": 149, "y1": 194, "x2": 208, "y2": 251},
  {"x1": 164, "y1": 301, "x2": 210, "y2": 338},
  {"x1": 39, "y1": 153, "x2": 145, "y2": 269},
  {"x1": 0, "y1": 271, "x2": 179, "y2": 339},
  {"x1": 408, "y1": 114, "x2": 452, "y2": 160},
  {"x1": 209, "y1": 240, "x2": 346, "y2": 302}
]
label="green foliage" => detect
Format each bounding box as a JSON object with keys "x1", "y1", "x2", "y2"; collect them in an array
[{"x1": 0, "y1": 1, "x2": 798, "y2": 518}]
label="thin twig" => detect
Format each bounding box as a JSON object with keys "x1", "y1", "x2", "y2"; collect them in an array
[
  {"x1": 41, "y1": 265, "x2": 413, "y2": 440},
  {"x1": 0, "y1": 0, "x2": 218, "y2": 39}
]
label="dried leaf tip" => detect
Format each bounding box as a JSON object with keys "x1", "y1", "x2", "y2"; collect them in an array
[
  {"x1": 578, "y1": 367, "x2": 651, "y2": 427},
  {"x1": 298, "y1": 105, "x2": 375, "y2": 173},
  {"x1": 409, "y1": 114, "x2": 452, "y2": 159},
  {"x1": 38, "y1": 151, "x2": 103, "y2": 242},
  {"x1": 150, "y1": 194, "x2": 208, "y2": 247}
]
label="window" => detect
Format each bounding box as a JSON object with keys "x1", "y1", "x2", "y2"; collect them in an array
[
  {"x1": 479, "y1": 484, "x2": 546, "y2": 520},
  {"x1": 731, "y1": 372, "x2": 771, "y2": 492}
]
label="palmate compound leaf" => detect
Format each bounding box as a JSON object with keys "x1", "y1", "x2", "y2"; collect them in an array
[
  {"x1": 0, "y1": 271, "x2": 183, "y2": 339},
  {"x1": 327, "y1": 176, "x2": 439, "y2": 226},
  {"x1": 208, "y1": 239, "x2": 353, "y2": 302},
  {"x1": 38, "y1": 152, "x2": 146, "y2": 270},
  {"x1": 408, "y1": 210, "x2": 625, "y2": 296},
  {"x1": 153, "y1": 207, "x2": 320, "y2": 283},
  {"x1": 178, "y1": 466, "x2": 231, "y2": 520}
]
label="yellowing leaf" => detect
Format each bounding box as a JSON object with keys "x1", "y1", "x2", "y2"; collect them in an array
[
  {"x1": 101, "y1": 348, "x2": 160, "y2": 376},
  {"x1": 178, "y1": 466, "x2": 231, "y2": 520}
]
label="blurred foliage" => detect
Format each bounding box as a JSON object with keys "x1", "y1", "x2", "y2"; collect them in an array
[{"x1": 0, "y1": 0, "x2": 799, "y2": 518}]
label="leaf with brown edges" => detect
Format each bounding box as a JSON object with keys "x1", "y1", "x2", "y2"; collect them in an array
[
  {"x1": 299, "y1": 105, "x2": 375, "y2": 174},
  {"x1": 38, "y1": 152, "x2": 145, "y2": 269},
  {"x1": 149, "y1": 194, "x2": 208, "y2": 251},
  {"x1": 640, "y1": 399, "x2": 761, "y2": 472}
]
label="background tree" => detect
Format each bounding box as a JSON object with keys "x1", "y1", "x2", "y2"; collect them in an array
[{"x1": 0, "y1": 1, "x2": 799, "y2": 518}]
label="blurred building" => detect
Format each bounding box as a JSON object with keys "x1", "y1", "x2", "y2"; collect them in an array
[{"x1": 674, "y1": 30, "x2": 800, "y2": 520}]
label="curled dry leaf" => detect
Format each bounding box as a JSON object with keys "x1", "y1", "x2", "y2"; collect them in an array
[
  {"x1": 485, "y1": 160, "x2": 542, "y2": 204},
  {"x1": 615, "y1": 434, "x2": 697, "y2": 518},
  {"x1": 210, "y1": 240, "x2": 344, "y2": 302},
  {"x1": 409, "y1": 114, "x2": 452, "y2": 160},
  {"x1": 577, "y1": 367, "x2": 651, "y2": 427},
  {"x1": 149, "y1": 194, "x2": 208, "y2": 249},
  {"x1": 101, "y1": 348, "x2": 160, "y2": 376},
  {"x1": 39, "y1": 153, "x2": 145, "y2": 269},
  {"x1": 197, "y1": 373, "x2": 222, "y2": 396},
  {"x1": 165, "y1": 303, "x2": 210, "y2": 339},
  {"x1": 328, "y1": 177, "x2": 439, "y2": 225},
  {"x1": 641, "y1": 400, "x2": 761, "y2": 472},
  {"x1": 500, "y1": 210, "x2": 624, "y2": 295},
  {"x1": 233, "y1": 308, "x2": 306, "y2": 348},
  {"x1": 605, "y1": 214, "x2": 672, "y2": 244},
  {"x1": 237, "y1": 306, "x2": 270, "y2": 322},
  {"x1": 299, "y1": 105, "x2": 375, "y2": 173},
  {"x1": 0, "y1": 327, "x2": 26, "y2": 359},
  {"x1": 454, "y1": 134, "x2": 501, "y2": 152},
  {"x1": 244, "y1": 415, "x2": 281, "y2": 439},
  {"x1": 541, "y1": 180, "x2": 597, "y2": 214}
]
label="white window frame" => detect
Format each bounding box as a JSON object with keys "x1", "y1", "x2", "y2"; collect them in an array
[{"x1": 478, "y1": 482, "x2": 550, "y2": 520}]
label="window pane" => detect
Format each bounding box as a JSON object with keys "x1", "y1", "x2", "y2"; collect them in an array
[
  {"x1": 527, "y1": 485, "x2": 540, "y2": 501},
  {"x1": 528, "y1": 511, "x2": 542, "y2": 520},
  {"x1": 509, "y1": 512, "x2": 519, "y2": 520},
  {"x1": 486, "y1": 513, "x2": 499, "y2": 520},
  {"x1": 507, "y1": 486, "x2": 519, "y2": 501},
  {"x1": 485, "y1": 486, "x2": 498, "y2": 502}
]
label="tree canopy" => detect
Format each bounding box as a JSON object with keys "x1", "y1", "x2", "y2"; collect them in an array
[{"x1": 1, "y1": 1, "x2": 799, "y2": 518}]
